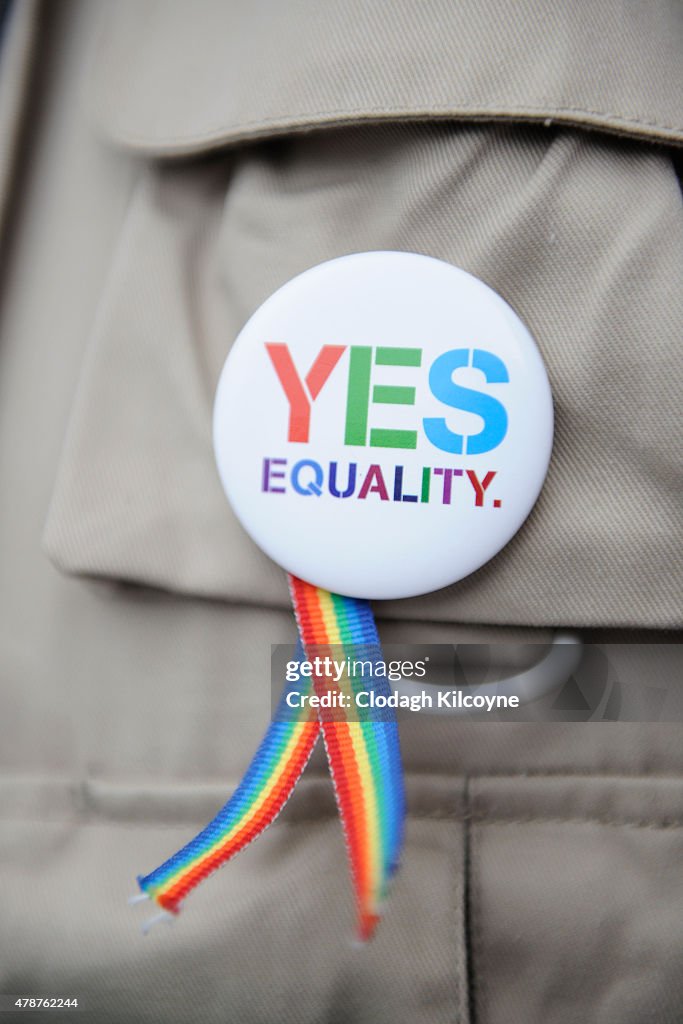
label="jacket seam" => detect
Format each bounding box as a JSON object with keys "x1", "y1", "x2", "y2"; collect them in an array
[{"x1": 5, "y1": 811, "x2": 683, "y2": 831}]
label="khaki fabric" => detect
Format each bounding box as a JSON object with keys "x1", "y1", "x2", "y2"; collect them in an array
[
  {"x1": 89, "y1": 0, "x2": 683, "y2": 153},
  {"x1": 1, "y1": 2, "x2": 682, "y2": 1023}
]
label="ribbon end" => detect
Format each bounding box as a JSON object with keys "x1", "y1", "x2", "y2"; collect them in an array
[
  {"x1": 141, "y1": 910, "x2": 174, "y2": 936},
  {"x1": 127, "y1": 892, "x2": 150, "y2": 906},
  {"x1": 354, "y1": 911, "x2": 381, "y2": 945}
]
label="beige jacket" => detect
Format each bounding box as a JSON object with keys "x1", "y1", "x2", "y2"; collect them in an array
[{"x1": 1, "y1": 2, "x2": 681, "y2": 1022}]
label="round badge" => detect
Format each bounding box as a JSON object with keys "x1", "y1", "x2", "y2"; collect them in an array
[{"x1": 213, "y1": 252, "x2": 553, "y2": 599}]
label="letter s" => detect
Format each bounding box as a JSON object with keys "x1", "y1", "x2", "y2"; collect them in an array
[{"x1": 423, "y1": 348, "x2": 509, "y2": 455}]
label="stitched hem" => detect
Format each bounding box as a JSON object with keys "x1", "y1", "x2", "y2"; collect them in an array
[{"x1": 97, "y1": 105, "x2": 683, "y2": 157}]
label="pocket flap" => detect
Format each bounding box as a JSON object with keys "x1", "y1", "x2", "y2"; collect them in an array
[{"x1": 89, "y1": 0, "x2": 683, "y2": 155}]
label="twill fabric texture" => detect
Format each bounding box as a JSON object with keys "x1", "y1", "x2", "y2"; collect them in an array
[{"x1": 0, "y1": 3, "x2": 681, "y2": 1024}]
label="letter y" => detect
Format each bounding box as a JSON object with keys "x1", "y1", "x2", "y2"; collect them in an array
[{"x1": 265, "y1": 344, "x2": 346, "y2": 442}]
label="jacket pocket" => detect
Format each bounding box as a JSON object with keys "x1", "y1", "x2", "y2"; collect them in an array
[
  {"x1": 469, "y1": 774, "x2": 683, "y2": 1022},
  {"x1": 43, "y1": 4, "x2": 683, "y2": 629}
]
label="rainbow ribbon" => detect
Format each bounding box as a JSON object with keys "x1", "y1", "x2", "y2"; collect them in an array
[{"x1": 134, "y1": 576, "x2": 405, "y2": 941}]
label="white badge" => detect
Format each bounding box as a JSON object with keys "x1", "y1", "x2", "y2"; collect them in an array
[{"x1": 213, "y1": 252, "x2": 553, "y2": 599}]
